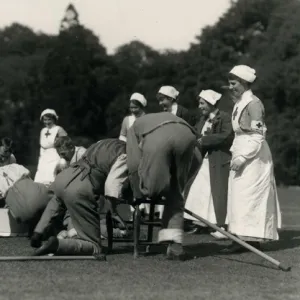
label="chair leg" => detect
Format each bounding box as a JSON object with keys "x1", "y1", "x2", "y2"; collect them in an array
[
  {"x1": 147, "y1": 201, "x2": 155, "y2": 243},
  {"x1": 105, "y1": 211, "x2": 113, "y2": 254},
  {"x1": 133, "y1": 205, "x2": 141, "y2": 259}
]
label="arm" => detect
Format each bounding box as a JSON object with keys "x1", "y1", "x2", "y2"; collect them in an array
[
  {"x1": 231, "y1": 100, "x2": 265, "y2": 171},
  {"x1": 57, "y1": 126, "x2": 68, "y2": 137},
  {"x1": 126, "y1": 126, "x2": 141, "y2": 175},
  {"x1": 200, "y1": 113, "x2": 233, "y2": 148},
  {"x1": 78, "y1": 147, "x2": 86, "y2": 159},
  {"x1": 34, "y1": 194, "x2": 65, "y2": 235},
  {"x1": 119, "y1": 117, "x2": 128, "y2": 141},
  {"x1": 244, "y1": 99, "x2": 265, "y2": 135},
  {"x1": 126, "y1": 126, "x2": 143, "y2": 199},
  {"x1": 10, "y1": 154, "x2": 17, "y2": 164}
]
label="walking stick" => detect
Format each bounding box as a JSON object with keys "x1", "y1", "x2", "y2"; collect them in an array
[{"x1": 184, "y1": 208, "x2": 291, "y2": 272}]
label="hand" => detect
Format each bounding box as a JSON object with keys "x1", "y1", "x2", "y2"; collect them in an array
[
  {"x1": 30, "y1": 232, "x2": 43, "y2": 248},
  {"x1": 230, "y1": 157, "x2": 246, "y2": 172},
  {"x1": 197, "y1": 138, "x2": 202, "y2": 146},
  {"x1": 112, "y1": 214, "x2": 128, "y2": 230}
]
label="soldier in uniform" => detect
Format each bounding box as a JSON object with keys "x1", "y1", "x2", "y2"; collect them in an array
[
  {"x1": 222, "y1": 65, "x2": 282, "y2": 253},
  {"x1": 53, "y1": 136, "x2": 87, "y2": 239},
  {"x1": 126, "y1": 112, "x2": 199, "y2": 260},
  {"x1": 30, "y1": 139, "x2": 128, "y2": 257},
  {"x1": 54, "y1": 136, "x2": 87, "y2": 175}
]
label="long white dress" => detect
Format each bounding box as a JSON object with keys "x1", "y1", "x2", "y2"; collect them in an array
[
  {"x1": 184, "y1": 113, "x2": 217, "y2": 225},
  {"x1": 226, "y1": 90, "x2": 281, "y2": 241},
  {"x1": 34, "y1": 126, "x2": 64, "y2": 185}
]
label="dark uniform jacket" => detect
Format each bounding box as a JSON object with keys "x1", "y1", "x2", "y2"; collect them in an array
[{"x1": 73, "y1": 139, "x2": 126, "y2": 195}]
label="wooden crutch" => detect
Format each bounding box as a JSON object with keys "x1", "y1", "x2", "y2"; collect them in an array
[
  {"x1": 184, "y1": 208, "x2": 291, "y2": 272},
  {"x1": 0, "y1": 255, "x2": 107, "y2": 261}
]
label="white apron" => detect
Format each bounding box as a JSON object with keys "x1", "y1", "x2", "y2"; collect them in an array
[
  {"x1": 184, "y1": 113, "x2": 217, "y2": 225},
  {"x1": 227, "y1": 91, "x2": 281, "y2": 240},
  {"x1": 34, "y1": 126, "x2": 61, "y2": 185},
  {"x1": 128, "y1": 115, "x2": 136, "y2": 128},
  {"x1": 184, "y1": 157, "x2": 216, "y2": 224}
]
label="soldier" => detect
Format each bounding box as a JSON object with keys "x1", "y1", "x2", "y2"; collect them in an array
[
  {"x1": 53, "y1": 136, "x2": 87, "y2": 239},
  {"x1": 126, "y1": 112, "x2": 199, "y2": 260},
  {"x1": 222, "y1": 65, "x2": 282, "y2": 253},
  {"x1": 30, "y1": 139, "x2": 128, "y2": 257},
  {"x1": 54, "y1": 136, "x2": 86, "y2": 176}
]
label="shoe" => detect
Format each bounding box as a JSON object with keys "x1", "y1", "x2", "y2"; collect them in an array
[
  {"x1": 67, "y1": 228, "x2": 78, "y2": 238},
  {"x1": 33, "y1": 236, "x2": 59, "y2": 256},
  {"x1": 57, "y1": 230, "x2": 68, "y2": 240},
  {"x1": 183, "y1": 220, "x2": 194, "y2": 232},
  {"x1": 210, "y1": 228, "x2": 228, "y2": 240},
  {"x1": 166, "y1": 243, "x2": 191, "y2": 261},
  {"x1": 186, "y1": 226, "x2": 210, "y2": 235},
  {"x1": 101, "y1": 228, "x2": 133, "y2": 240}
]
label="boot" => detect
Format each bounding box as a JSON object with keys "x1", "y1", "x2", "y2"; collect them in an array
[
  {"x1": 33, "y1": 236, "x2": 59, "y2": 256},
  {"x1": 166, "y1": 243, "x2": 191, "y2": 261}
]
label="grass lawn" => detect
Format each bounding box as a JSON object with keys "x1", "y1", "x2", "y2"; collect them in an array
[{"x1": 0, "y1": 187, "x2": 300, "y2": 300}]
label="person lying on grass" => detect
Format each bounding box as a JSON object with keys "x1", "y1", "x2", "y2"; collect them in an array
[{"x1": 0, "y1": 163, "x2": 51, "y2": 235}]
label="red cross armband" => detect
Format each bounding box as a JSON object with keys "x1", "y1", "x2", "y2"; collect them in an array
[{"x1": 251, "y1": 120, "x2": 264, "y2": 133}]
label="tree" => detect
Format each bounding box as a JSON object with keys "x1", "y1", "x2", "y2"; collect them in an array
[
  {"x1": 42, "y1": 4, "x2": 115, "y2": 139},
  {"x1": 60, "y1": 4, "x2": 80, "y2": 31}
]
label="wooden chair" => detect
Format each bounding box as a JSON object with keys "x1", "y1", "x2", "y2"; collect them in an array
[{"x1": 105, "y1": 197, "x2": 166, "y2": 258}]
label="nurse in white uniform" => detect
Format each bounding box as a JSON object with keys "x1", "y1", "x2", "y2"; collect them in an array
[
  {"x1": 222, "y1": 65, "x2": 281, "y2": 253},
  {"x1": 34, "y1": 109, "x2": 67, "y2": 186}
]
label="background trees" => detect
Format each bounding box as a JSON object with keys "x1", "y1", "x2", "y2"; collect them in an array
[{"x1": 0, "y1": 0, "x2": 299, "y2": 184}]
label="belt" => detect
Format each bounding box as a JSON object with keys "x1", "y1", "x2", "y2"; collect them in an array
[
  {"x1": 72, "y1": 157, "x2": 93, "y2": 181},
  {"x1": 141, "y1": 120, "x2": 196, "y2": 139}
]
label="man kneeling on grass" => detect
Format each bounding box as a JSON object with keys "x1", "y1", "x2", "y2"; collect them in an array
[
  {"x1": 53, "y1": 136, "x2": 87, "y2": 240},
  {"x1": 30, "y1": 138, "x2": 129, "y2": 257},
  {"x1": 0, "y1": 164, "x2": 51, "y2": 235}
]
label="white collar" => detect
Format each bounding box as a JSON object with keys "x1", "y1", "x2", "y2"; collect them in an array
[
  {"x1": 208, "y1": 109, "x2": 218, "y2": 120},
  {"x1": 236, "y1": 89, "x2": 253, "y2": 104},
  {"x1": 171, "y1": 102, "x2": 178, "y2": 115}
]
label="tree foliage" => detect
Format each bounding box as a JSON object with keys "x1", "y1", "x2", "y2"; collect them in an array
[{"x1": 0, "y1": 0, "x2": 300, "y2": 184}]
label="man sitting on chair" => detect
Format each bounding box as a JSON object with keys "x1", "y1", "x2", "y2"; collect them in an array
[{"x1": 126, "y1": 112, "x2": 199, "y2": 260}]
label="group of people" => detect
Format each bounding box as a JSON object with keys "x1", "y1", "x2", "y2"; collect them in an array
[
  {"x1": 184, "y1": 65, "x2": 281, "y2": 253},
  {"x1": 0, "y1": 64, "x2": 281, "y2": 260}
]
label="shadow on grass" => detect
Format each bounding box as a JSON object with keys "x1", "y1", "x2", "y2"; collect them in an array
[
  {"x1": 185, "y1": 241, "x2": 225, "y2": 258},
  {"x1": 212, "y1": 255, "x2": 280, "y2": 271},
  {"x1": 184, "y1": 241, "x2": 289, "y2": 270},
  {"x1": 263, "y1": 229, "x2": 300, "y2": 252},
  {"x1": 108, "y1": 245, "x2": 134, "y2": 255}
]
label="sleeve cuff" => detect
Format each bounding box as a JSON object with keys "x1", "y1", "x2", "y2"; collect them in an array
[{"x1": 235, "y1": 156, "x2": 247, "y2": 164}]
